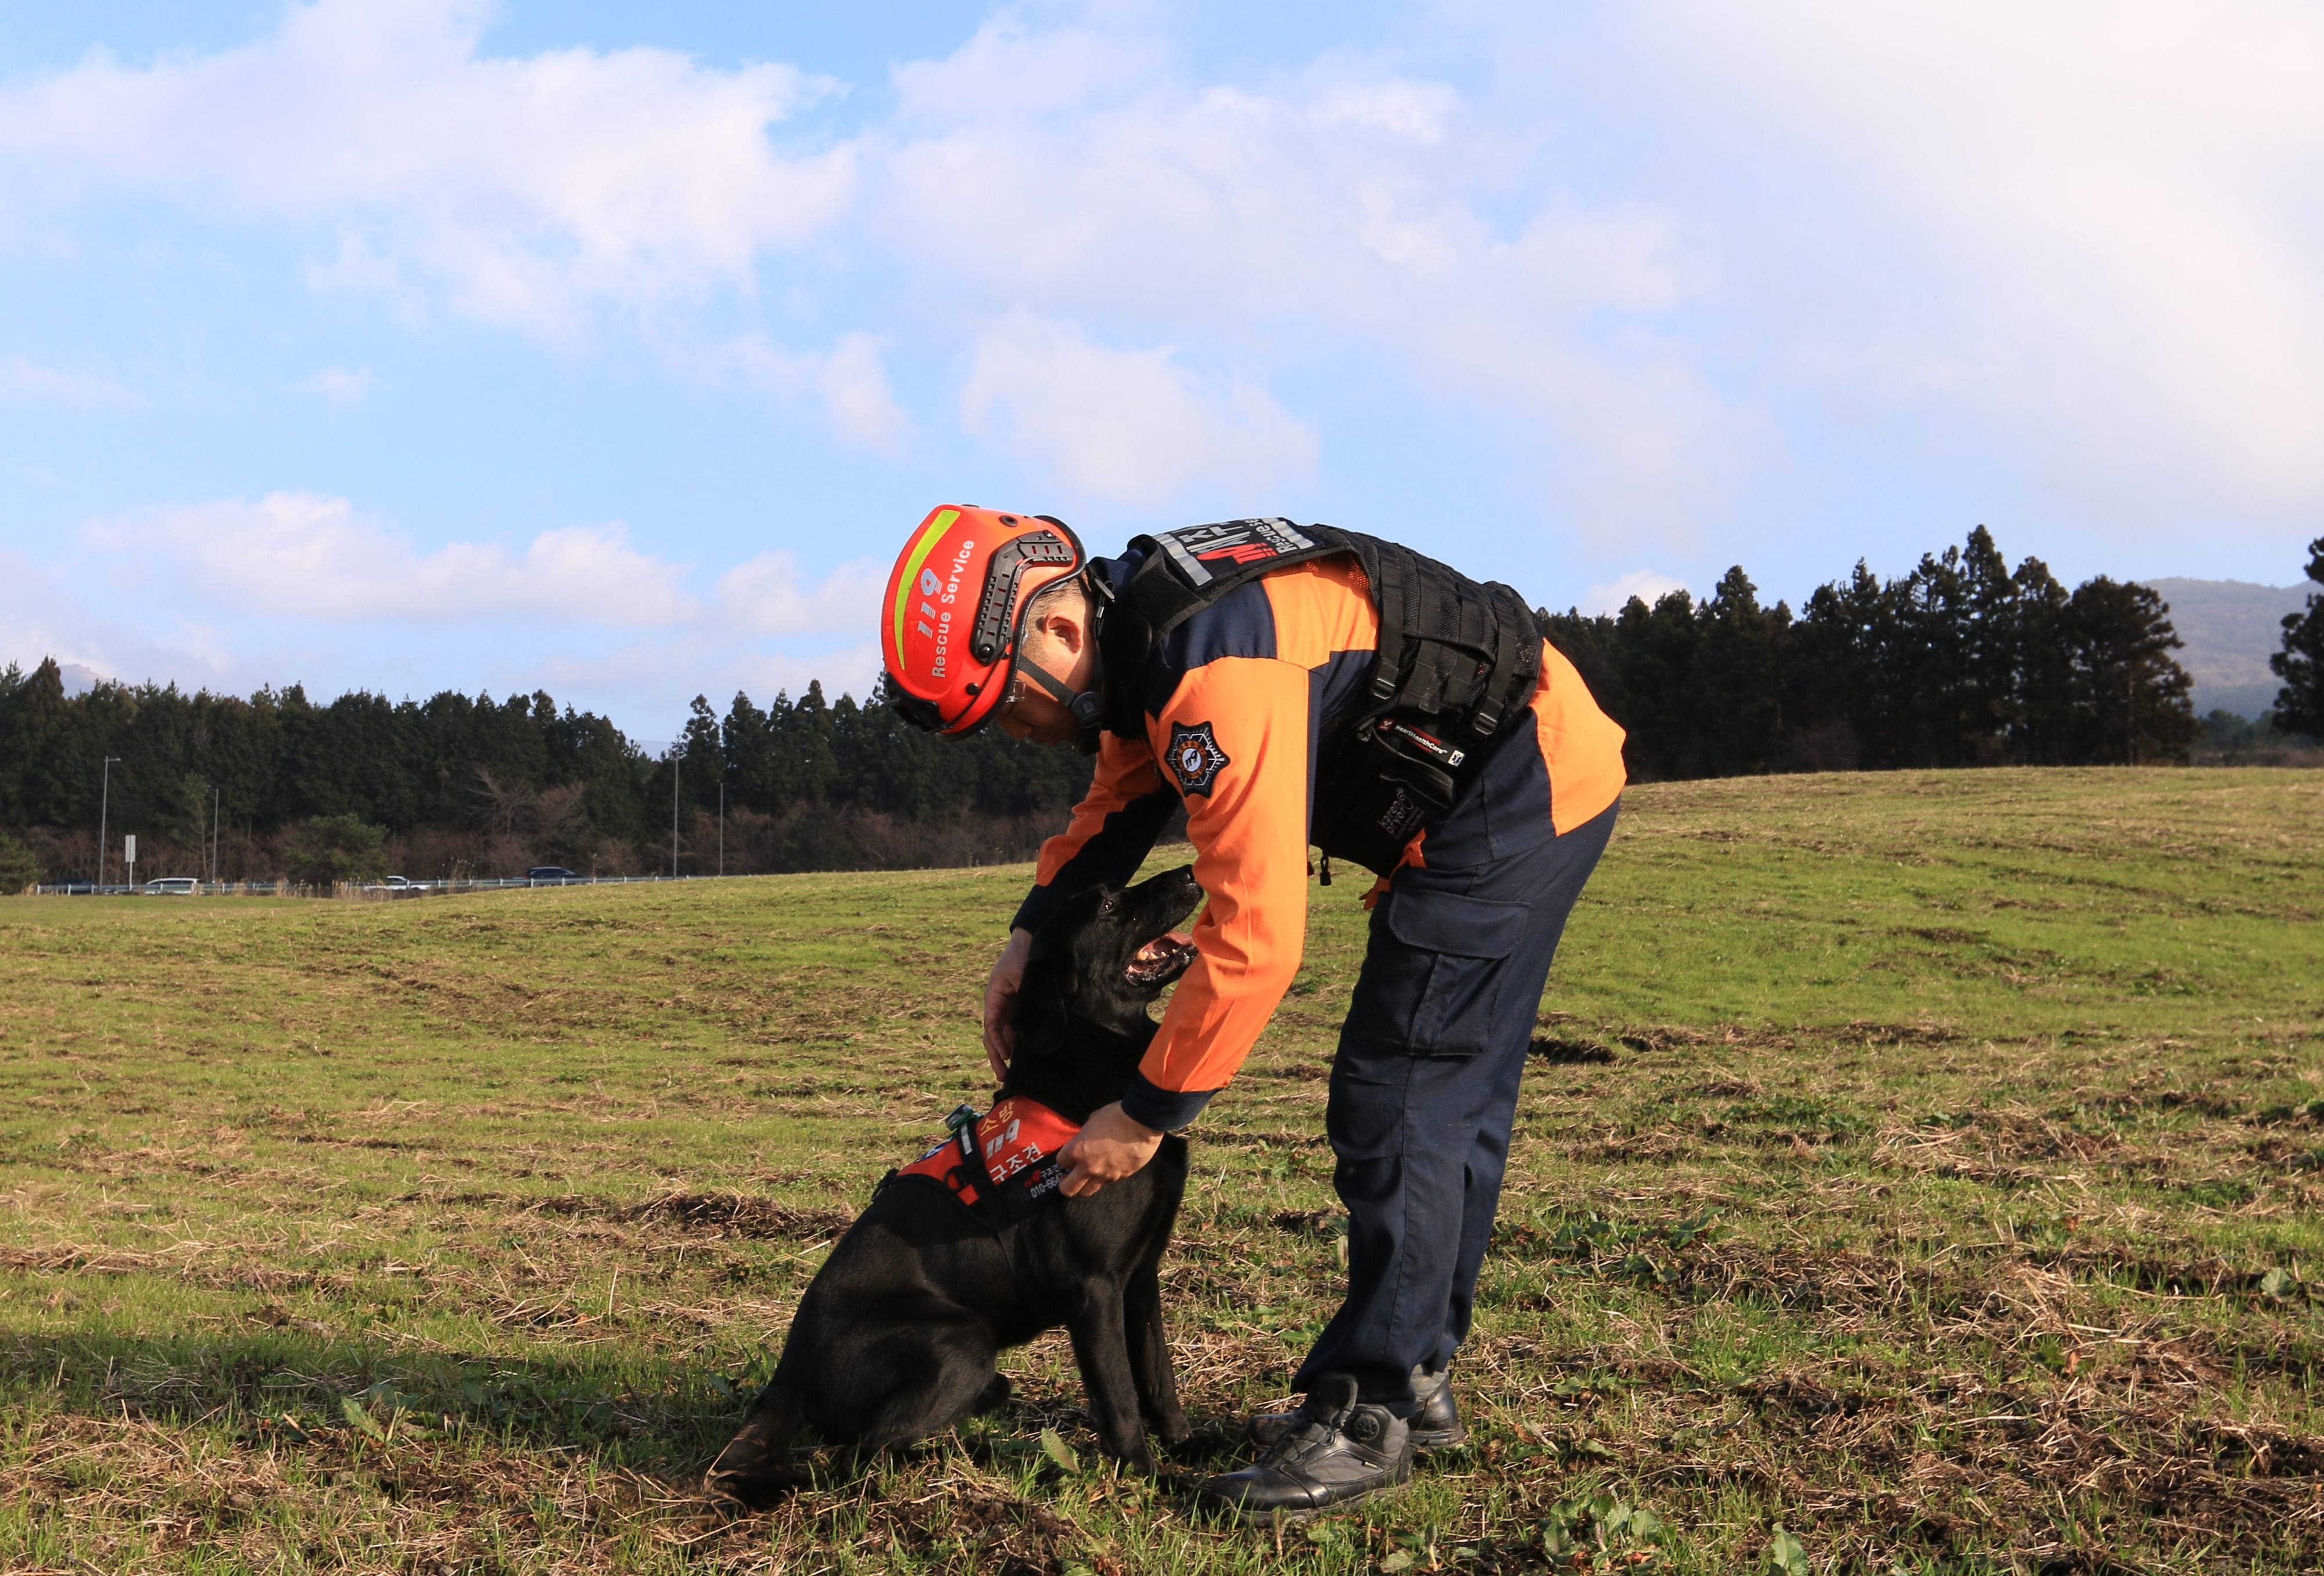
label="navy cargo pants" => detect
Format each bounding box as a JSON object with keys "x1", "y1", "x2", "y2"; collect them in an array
[{"x1": 1293, "y1": 729, "x2": 1618, "y2": 1414}]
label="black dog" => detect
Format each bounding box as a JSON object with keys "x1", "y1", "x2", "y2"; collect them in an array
[{"x1": 706, "y1": 865, "x2": 1205, "y2": 1502}]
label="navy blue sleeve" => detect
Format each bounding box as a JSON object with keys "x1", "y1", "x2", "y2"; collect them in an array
[
  {"x1": 1120, "y1": 1070, "x2": 1218, "y2": 1131},
  {"x1": 1010, "y1": 785, "x2": 1180, "y2": 936}
]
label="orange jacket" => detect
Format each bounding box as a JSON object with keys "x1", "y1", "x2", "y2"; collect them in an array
[{"x1": 1012, "y1": 549, "x2": 1626, "y2": 1130}]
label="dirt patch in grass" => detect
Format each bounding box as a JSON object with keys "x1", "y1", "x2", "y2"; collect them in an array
[
  {"x1": 589, "y1": 1191, "x2": 855, "y2": 1241},
  {"x1": 1529, "y1": 1035, "x2": 1619, "y2": 1065}
]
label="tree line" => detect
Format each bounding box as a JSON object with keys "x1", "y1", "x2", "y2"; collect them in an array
[
  {"x1": 0, "y1": 667, "x2": 1092, "y2": 885},
  {"x1": 1541, "y1": 525, "x2": 2218, "y2": 778},
  {"x1": 3, "y1": 525, "x2": 2317, "y2": 889}
]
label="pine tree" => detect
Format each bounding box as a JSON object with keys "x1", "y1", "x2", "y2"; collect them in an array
[
  {"x1": 285, "y1": 812, "x2": 389, "y2": 886},
  {"x1": 722, "y1": 691, "x2": 778, "y2": 812},
  {"x1": 1789, "y1": 563, "x2": 1891, "y2": 768},
  {"x1": 2067, "y1": 578, "x2": 2197, "y2": 764},
  {"x1": 1694, "y1": 567, "x2": 1789, "y2": 775},
  {"x1": 1957, "y1": 526, "x2": 2020, "y2": 762},
  {"x1": 681, "y1": 695, "x2": 723, "y2": 813},
  {"x1": 2009, "y1": 556, "x2": 2076, "y2": 765},
  {"x1": 0, "y1": 661, "x2": 68, "y2": 825},
  {"x1": 1892, "y1": 545, "x2": 1974, "y2": 766},
  {"x1": 0, "y1": 830, "x2": 40, "y2": 892},
  {"x1": 1611, "y1": 589, "x2": 1704, "y2": 780},
  {"x1": 2270, "y1": 536, "x2": 2324, "y2": 738}
]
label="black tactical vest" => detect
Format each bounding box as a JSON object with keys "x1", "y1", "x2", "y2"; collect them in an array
[{"x1": 1095, "y1": 518, "x2": 1543, "y2": 876}]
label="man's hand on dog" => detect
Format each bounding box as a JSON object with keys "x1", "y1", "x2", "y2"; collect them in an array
[
  {"x1": 982, "y1": 929, "x2": 1034, "y2": 1081},
  {"x1": 1058, "y1": 1102, "x2": 1164, "y2": 1196}
]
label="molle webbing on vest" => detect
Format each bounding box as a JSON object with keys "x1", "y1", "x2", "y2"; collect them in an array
[
  {"x1": 1354, "y1": 532, "x2": 1540, "y2": 742},
  {"x1": 1111, "y1": 518, "x2": 1543, "y2": 875}
]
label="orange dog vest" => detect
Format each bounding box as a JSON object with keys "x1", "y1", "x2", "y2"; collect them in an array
[{"x1": 887, "y1": 1096, "x2": 1082, "y2": 1229}]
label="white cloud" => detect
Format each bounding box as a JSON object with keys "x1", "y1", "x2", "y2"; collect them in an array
[
  {"x1": 0, "y1": 0, "x2": 853, "y2": 337},
  {"x1": 0, "y1": 354, "x2": 135, "y2": 409},
  {"x1": 80, "y1": 492, "x2": 696, "y2": 625},
  {"x1": 10, "y1": 503, "x2": 896, "y2": 737},
  {"x1": 13, "y1": 1, "x2": 2324, "y2": 565},
  {"x1": 69, "y1": 491, "x2": 895, "y2": 649},
  {"x1": 959, "y1": 312, "x2": 1317, "y2": 506},
  {"x1": 0, "y1": 549, "x2": 103, "y2": 674},
  {"x1": 813, "y1": 334, "x2": 912, "y2": 455},
  {"x1": 1613, "y1": 0, "x2": 2324, "y2": 529},
  {"x1": 714, "y1": 551, "x2": 887, "y2": 637},
  {"x1": 734, "y1": 640, "x2": 882, "y2": 705},
  {"x1": 701, "y1": 330, "x2": 910, "y2": 454},
  {"x1": 0, "y1": 546, "x2": 259, "y2": 696},
  {"x1": 291, "y1": 364, "x2": 375, "y2": 410},
  {"x1": 0, "y1": 6, "x2": 1743, "y2": 533},
  {"x1": 1577, "y1": 570, "x2": 1690, "y2": 617},
  {"x1": 868, "y1": 18, "x2": 1747, "y2": 538}
]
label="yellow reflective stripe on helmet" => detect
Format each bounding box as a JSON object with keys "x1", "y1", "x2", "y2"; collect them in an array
[{"x1": 892, "y1": 508, "x2": 961, "y2": 659}]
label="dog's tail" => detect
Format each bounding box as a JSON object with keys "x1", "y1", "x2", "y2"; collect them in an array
[{"x1": 705, "y1": 1376, "x2": 804, "y2": 1510}]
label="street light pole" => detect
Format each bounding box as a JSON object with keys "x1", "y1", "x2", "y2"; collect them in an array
[
  {"x1": 96, "y1": 755, "x2": 120, "y2": 891},
  {"x1": 670, "y1": 744, "x2": 681, "y2": 878},
  {"x1": 718, "y1": 779, "x2": 725, "y2": 877}
]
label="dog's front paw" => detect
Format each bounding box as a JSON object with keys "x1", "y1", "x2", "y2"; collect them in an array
[
  {"x1": 1157, "y1": 1421, "x2": 1248, "y2": 1468},
  {"x1": 705, "y1": 1403, "x2": 802, "y2": 1510},
  {"x1": 1109, "y1": 1442, "x2": 1160, "y2": 1478},
  {"x1": 973, "y1": 1372, "x2": 1014, "y2": 1415},
  {"x1": 705, "y1": 1463, "x2": 801, "y2": 1511}
]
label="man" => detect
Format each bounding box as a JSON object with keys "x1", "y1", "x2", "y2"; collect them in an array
[{"x1": 880, "y1": 506, "x2": 1624, "y2": 1518}]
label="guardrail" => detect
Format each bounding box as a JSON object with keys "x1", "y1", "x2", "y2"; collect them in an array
[{"x1": 28, "y1": 874, "x2": 740, "y2": 898}]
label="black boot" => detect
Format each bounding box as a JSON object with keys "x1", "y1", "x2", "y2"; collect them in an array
[
  {"x1": 1197, "y1": 1373, "x2": 1412, "y2": 1522},
  {"x1": 1247, "y1": 1363, "x2": 1465, "y2": 1453}
]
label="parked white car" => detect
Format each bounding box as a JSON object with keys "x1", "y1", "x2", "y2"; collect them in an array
[{"x1": 144, "y1": 877, "x2": 199, "y2": 896}]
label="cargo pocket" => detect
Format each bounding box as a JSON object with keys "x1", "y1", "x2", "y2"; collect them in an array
[{"x1": 1376, "y1": 887, "x2": 1530, "y2": 1055}]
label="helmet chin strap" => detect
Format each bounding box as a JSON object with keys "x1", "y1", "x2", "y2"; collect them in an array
[{"x1": 1013, "y1": 653, "x2": 1105, "y2": 754}]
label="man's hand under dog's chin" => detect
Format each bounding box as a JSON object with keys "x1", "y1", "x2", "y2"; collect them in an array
[{"x1": 1057, "y1": 1104, "x2": 1165, "y2": 1197}]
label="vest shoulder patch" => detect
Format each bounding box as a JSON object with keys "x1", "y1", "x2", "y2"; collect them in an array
[
  {"x1": 1152, "y1": 518, "x2": 1317, "y2": 589},
  {"x1": 1165, "y1": 720, "x2": 1231, "y2": 796}
]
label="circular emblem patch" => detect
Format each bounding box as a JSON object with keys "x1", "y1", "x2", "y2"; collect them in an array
[{"x1": 1165, "y1": 720, "x2": 1230, "y2": 797}]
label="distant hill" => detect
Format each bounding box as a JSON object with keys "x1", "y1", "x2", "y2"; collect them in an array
[
  {"x1": 57, "y1": 663, "x2": 105, "y2": 698},
  {"x1": 2142, "y1": 577, "x2": 2316, "y2": 719}
]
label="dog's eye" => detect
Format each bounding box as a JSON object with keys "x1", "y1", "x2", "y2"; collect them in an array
[{"x1": 1097, "y1": 892, "x2": 1119, "y2": 914}]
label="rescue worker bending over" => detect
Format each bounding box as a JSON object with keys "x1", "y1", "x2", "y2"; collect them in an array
[{"x1": 879, "y1": 507, "x2": 1624, "y2": 1520}]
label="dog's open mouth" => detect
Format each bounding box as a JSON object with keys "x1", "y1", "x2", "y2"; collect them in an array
[{"x1": 1125, "y1": 932, "x2": 1198, "y2": 986}]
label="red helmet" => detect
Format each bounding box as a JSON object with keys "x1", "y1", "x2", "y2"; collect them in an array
[{"x1": 881, "y1": 505, "x2": 1088, "y2": 735}]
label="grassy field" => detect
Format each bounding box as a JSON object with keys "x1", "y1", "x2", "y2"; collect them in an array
[{"x1": 2, "y1": 766, "x2": 2321, "y2": 1575}]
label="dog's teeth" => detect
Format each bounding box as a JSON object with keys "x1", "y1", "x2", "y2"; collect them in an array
[{"x1": 1125, "y1": 932, "x2": 1199, "y2": 983}]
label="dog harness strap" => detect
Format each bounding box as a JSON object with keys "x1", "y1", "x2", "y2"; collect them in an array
[{"x1": 891, "y1": 1095, "x2": 1082, "y2": 1229}]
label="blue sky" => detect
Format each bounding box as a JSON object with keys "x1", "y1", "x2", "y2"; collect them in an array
[{"x1": 5, "y1": 1, "x2": 2321, "y2": 736}]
